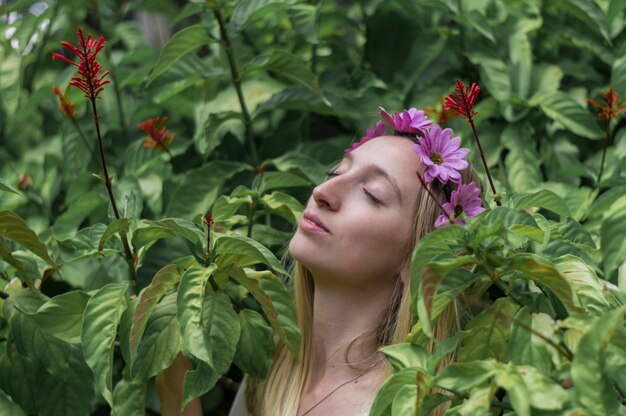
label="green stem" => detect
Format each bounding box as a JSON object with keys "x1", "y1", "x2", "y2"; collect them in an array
[
  {"x1": 596, "y1": 121, "x2": 611, "y2": 186},
  {"x1": 71, "y1": 118, "x2": 99, "y2": 165},
  {"x1": 89, "y1": 97, "x2": 137, "y2": 291},
  {"x1": 469, "y1": 118, "x2": 501, "y2": 206},
  {"x1": 247, "y1": 202, "x2": 256, "y2": 238},
  {"x1": 213, "y1": 7, "x2": 260, "y2": 167}
]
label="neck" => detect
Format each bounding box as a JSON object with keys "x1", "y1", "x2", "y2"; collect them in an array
[{"x1": 306, "y1": 279, "x2": 395, "y2": 387}]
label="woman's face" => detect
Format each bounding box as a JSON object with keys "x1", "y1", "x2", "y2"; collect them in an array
[{"x1": 289, "y1": 136, "x2": 420, "y2": 288}]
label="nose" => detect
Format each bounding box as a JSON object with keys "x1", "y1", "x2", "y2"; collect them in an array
[{"x1": 312, "y1": 177, "x2": 341, "y2": 210}]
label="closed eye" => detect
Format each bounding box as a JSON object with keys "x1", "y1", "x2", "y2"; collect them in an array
[{"x1": 363, "y1": 188, "x2": 382, "y2": 205}]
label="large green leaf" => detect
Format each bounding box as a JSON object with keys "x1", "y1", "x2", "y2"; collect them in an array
[
  {"x1": 215, "y1": 234, "x2": 287, "y2": 274},
  {"x1": 147, "y1": 25, "x2": 211, "y2": 85},
  {"x1": 513, "y1": 189, "x2": 571, "y2": 218},
  {"x1": 193, "y1": 111, "x2": 244, "y2": 158},
  {"x1": 260, "y1": 191, "x2": 304, "y2": 224},
  {"x1": 98, "y1": 218, "x2": 129, "y2": 252},
  {"x1": 132, "y1": 217, "x2": 204, "y2": 252},
  {"x1": 130, "y1": 264, "x2": 181, "y2": 364},
  {"x1": 199, "y1": 290, "x2": 240, "y2": 372},
  {"x1": 227, "y1": 0, "x2": 299, "y2": 36},
  {"x1": 258, "y1": 171, "x2": 313, "y2": 192},
  {"x1": 0, "y1": 390, "x2": 27, "y2": 416},
  {"x1": 535, "y1": 91, "x2": 603, "y2": 139},
  {"x1": 182, "y1": 361, "x2": 221, "y2": 409},
  {"x1": 111, "y1": 377, "x2": 146, "y2": 416},
  {"x1": 0, "y1": 210, "x2": 56, "y2": 265},
  {"x1": 233, "y1": 309, "x2": 274, "y2": 377},
  {"x1": 0, "y1": 355, "x2": 39, "y2": 415},
  {"x1": 132, "y1": 293, "x2": 181, "y2": 380},
  {"x1": 508, "y1": 253, "x2": 583, "y2": 314},
  {"x1": 457, "y1": 298, "x2": 519, "y2": 362},
  {"x1": 507, "y1": 307, "x2": 554, "y2": 376},
  {"x1": 435, "y1": 360, "x2": 497, "y2": 392},
  {"x1": 243, "y1": 49, "x2": 319, "y2": 94},
  {"x1": 164, "y1": 161, "x2": 251, "y2": 219},
  {"x1": 29, "y1": 290, "x2": 91, "y2": 344},
  {"x1": 501, "y1": 124, "x2": 542, "y2": 193},
  {"x1": 369, "y1": 368, "x2": 419, "y2": 416},
  {"x1": 600, "y1": 194, "x2": 626, "y2": 277},
  {"x1": 229, "y1": 266, "x2": 300, "y2": 357},
  {"x1": 0, "y1": 178, "x2": 22, "y2": 197},
  {"x1": 571, "y1": 307, "x2": 626, "y2": 416},
  {"x1": 177, "y1": 265, "x2": 215, "y2": 366},
  {"x1": 265, "y1": 151, "x2": 328, "y2": 184},
  {"x1": 81, "y1": 283, "x2": 129, "y2": 406},
  {"x1": 379, "y1": 343, "x2": 429, "y2": 372}
]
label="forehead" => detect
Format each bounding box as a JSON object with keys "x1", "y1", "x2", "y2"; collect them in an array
[{"x1": 347, "y1": 135, "x2": 420, "y2": 192}]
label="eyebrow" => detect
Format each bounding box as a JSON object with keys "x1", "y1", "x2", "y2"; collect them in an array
[{"x1": 344, "y1": 153, "x2": 404, "y2": 205}]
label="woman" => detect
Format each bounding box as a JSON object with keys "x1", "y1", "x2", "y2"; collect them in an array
[{"x1": 159, "y1": 109, "x2": 477, "y2": 416}]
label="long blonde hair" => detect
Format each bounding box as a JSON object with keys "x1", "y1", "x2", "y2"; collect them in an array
[{"x1": 247, "y1": 150, "x2": 473, "y2": 416}]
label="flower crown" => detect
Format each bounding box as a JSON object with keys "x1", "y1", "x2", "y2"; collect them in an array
[{"x1": 346, "y1": 106, "x2": 484, "y2": 228}]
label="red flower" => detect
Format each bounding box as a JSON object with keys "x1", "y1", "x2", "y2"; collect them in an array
[
  {"x1": 52, "y1": 86, "x2": 77, "y2": 119},
  {"x1": 52, "y1": 27, "x2": 110, "y2": 100},
  {"x1": 444, "y1": 80, "x2": 480, "y2": 121},
  {"x1": 587, "y1": 88, "x2": 626, "y2": 124},
  {"x1": 424, "y1": 97, "x2": 460, "y2": 127},
  {"x1": 138, "y1": 116, "x2": 176, "y2": 152}
]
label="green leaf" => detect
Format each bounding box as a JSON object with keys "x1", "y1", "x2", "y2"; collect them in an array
[
  {"x1": 466, "y1": 54, "x2": 510, "y2": 102},
  {"x1": 0, "y1": 177, "x2": 23, "y2": 197},
  {"x1": 111, "y1": 377, "x2": 146, "y2": 416},
  {"x1": 379, "y1": 343, "x2": 429, "y2": 372},
  {"x1": 535, "y1": 91, "x2": 603, "y2": 139},
  {"x1": 435, "y1": 360, "x2": 497, "y2": 392},
  {"x1": 132, "y1": 218, "x2": 204, "y2": 252},
  {"x1": 611, "y1": 54, "x2": 626, "y2": 99},
  {"x1": 30, "y1": 291, "x2": 91, "y2": 344},
  {"x1": 200, "y1": 291, "x2": 240, "y2": 371},
  {"x1": 130, "y1": 264, "x2": 181, "y2": 364},
  {"x1": 0, "y1": 210, "x2": 56, "y2": 265},
  {"x1": 215, "y1": 234, "x2": 287, "y2": 274},
  {"x1": 457, "y1": 298, "x2": 519, "y2": 362},
  {"x1": 391, "y1": 384, "x2": 417, "y2": 415},
  {"x1": 287, "y1": 4, "x2": 319, "y2": 44},
  {"x1": 228, "y1": 0, "x2": 299, "y2": 37},
  {"x1": 132, "y1": 293, "x2": 181, "y2": 380},
  {"x1": 369, "y1": 368, "x2": 418, "y2": 416},
  {"x1": 600, "y1": 194, "x2": 626, "y2": 277},
  {"x1": 258, "y1": 171, "x2": 313, "y2": 192},
  {"x1": 508, "y1": 253, "x2": 583, "y2": 314},
  {"x1": 515, "y1": 365, "x2": 570, "y2": 411},
  {"x1": 243, "y1": 49, "x2": 319, "y2": 94},
  {"x1": 493, "y1": 363, "x2": 531, "y2": 416},
  {"x1": 513, "y1": 189, "x2": 571, "y2": 218},
  {"x1": 265, "y1": 150, "x2": 329, "y2": 185},
  {"x1": 501, "y1": 124, "x2": 542, "y2": 193},
  {"x1": 0, "y1": 355, "x2": 39, "y2": 415},
  {"x1": 507, "y1": 307, "x2": 554, "y2": 376},
  {"x1": 460, "y1": 10, "x2": 495, "y2": 43},
  {"x1": 0, "y1": 390, "x2": 27, "y2": 416},
  {"x1": 193, "y1": 111, "x2": 244, "y2": 158},
  {"x1": 98, "y1": 218, "x2": 129, "y2": 252},
  {"x1": 229, "y1": 266, "x2": 300, "y2": 358},
  {"x1": 147, "y1": 25, "x2": 210, "y2": 85},
  {"x1": 177, "y1": 265, "x2": 216, "y2": 366},
  {"x1": 0, "y1": 240, "x2": 29, "y2": 284},
  {"x1": 164, "y1": 161, "x2": 251, "y2": 219},
  {"x1": 555, "y1": 255, "x2": 619, "y2": 316},
  {"x1": 39, "y1": 345, "x2": 95, "y2": 416},
  {"x1": 234, "y1": 309, "x2": 274, "y2": 377},
  {"x1": 182, "y1": 361, "x2": 221, "y2": 409},
  {"x1": 259, "y1": 191, "x2": 304, "y2": 224},
  {"x1": 571, "y1": 307, "x2": 626, "y2": 415},
  {"x1": 81, "y1": 283, "x2": 129, "y2": 406}
]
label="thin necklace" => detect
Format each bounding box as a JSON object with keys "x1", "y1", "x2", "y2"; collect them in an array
[{"x1": 298, "y1": 358, "x2": 384, "y2": 416}]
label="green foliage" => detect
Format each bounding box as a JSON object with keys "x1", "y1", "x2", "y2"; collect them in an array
[{"x1": 1, "y1": 0, "x2": 626, "y2": 414}]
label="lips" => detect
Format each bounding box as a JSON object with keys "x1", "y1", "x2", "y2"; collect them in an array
[{"x1": 301, "y1": 211, "x2": 331, "y2": 233}]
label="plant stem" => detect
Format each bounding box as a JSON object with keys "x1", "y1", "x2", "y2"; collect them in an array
[
  {"x1": 89, "y1": 98, "x2": 137, "y2": 290},
  {"x1": 469, "y1": 119, "x2": 501, "y2": 206},
  {"x1": 416, "y1": 172, "x2": 455, "y2": 224},
  {"x1": 247, "y1": 202, "x2": 256, "y2": 238},
  {"x1": 71, "y1": 118, "x2": 100, "y2": 165},
  {"x1": 213, "y1": 7, "x2": 260, "y2": 167},
  {"x1": 597, "y1": 122, "x2": 611, "y2": 186}
]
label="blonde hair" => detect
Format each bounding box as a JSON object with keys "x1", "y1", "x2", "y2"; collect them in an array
[{"x1": 247, "y1": 145, "x2": 477, "y2": 416}]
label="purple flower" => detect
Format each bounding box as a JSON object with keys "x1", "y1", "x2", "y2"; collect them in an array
[
  {"x1": 345, "y1": 121, "x2": 386, "y2": 153},
  {"x1": 413, "y1": 124, "x2": 469, "y2": 184},
  {"x1": 380, "y1": 107, "x2": 432, "y2": 135},
  {"x1": 435, "y1": 182, "x2": 484, "y2": 228}
]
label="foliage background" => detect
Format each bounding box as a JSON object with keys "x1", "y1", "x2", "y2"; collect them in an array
[{"x1": 0, "y1": 0, "x2": 625, "y2": 415}]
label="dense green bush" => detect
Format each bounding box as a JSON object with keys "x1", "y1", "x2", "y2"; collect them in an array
[{"x1": 0, "y1": 0, "x2": 625, "y2": 414}]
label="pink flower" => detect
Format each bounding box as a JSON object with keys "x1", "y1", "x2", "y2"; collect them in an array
[
  {"x1": 444, "y1": 80, "x2": 480, "y2": 121},
  {"x1": 379, "y1": 107, "x2": 432, "y2": 135},
  {"x1": 435, "y1": 182, "x2": 484, "y2": 228},
  {"x1": 413, "y1": 124, "x2": 469, "y2": 184},
  {"x1": 52, "y1": 28, "x2": 110, "y2": 100},
  {"x1": 345, "y1": 121, "x2": 386, "y2": 153}
]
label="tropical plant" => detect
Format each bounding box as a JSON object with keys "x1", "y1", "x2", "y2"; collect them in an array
[{"x1": 0, "y1": 0, "x2": 624, "y2": 415}]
